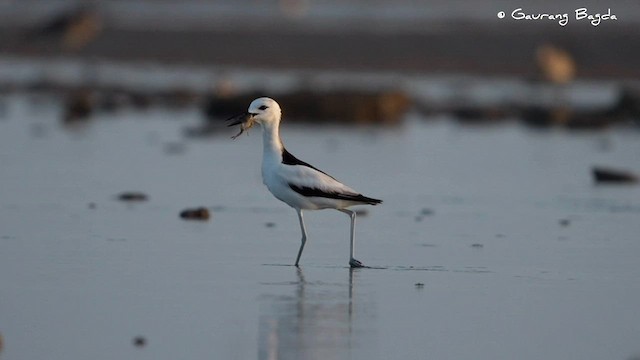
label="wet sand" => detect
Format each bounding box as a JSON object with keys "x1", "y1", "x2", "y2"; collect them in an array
[{"x1": 1, "y1": 94, "x2": 639, "y2": 359}]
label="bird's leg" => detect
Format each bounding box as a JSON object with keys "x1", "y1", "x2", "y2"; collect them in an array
[
  {"x1": 294, "y1": 209, "x2": 307, "y2": 267},
  {"x1": 339, "y1": 209, "x2": 364, "y2": 268}
]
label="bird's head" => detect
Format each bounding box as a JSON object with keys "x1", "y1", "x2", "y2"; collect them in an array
[
  {"x1": 247, "y1": 97, "x2": 281, "y2": 125},
  {"x1": 227, "y1": 97, "x2": 281, "y2": 138}
]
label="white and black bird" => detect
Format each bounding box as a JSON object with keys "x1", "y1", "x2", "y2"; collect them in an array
[{"x1": 228, "y1": 97, "x2": 382, "y2": 268}]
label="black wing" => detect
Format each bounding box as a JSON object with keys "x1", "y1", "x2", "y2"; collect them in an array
[
  {"x1": 281, "y1": 147, "x2": 338, "y2": 180},
  {"x1": 288, "y1": 184, "x2": 382, "y2": 205}
]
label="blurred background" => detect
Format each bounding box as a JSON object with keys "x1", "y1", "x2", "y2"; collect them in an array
[
  {"x1": 0, "y1": 0, "x2": 639, "y2": 128},
  {"x1": 2, "y1": 2, "x2": 640, "y2": 360}
]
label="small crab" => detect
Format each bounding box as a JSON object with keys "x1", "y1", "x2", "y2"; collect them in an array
[{"x1": 227, "y1": 111, "x2": 255, "y2": 139}]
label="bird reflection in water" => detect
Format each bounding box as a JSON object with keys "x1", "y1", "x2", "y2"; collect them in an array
[{"x1": 258, "y1": 268, "x2": 374, "y2": 360}]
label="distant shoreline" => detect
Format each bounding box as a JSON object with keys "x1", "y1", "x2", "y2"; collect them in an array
[{"x1": 1, "y1": 23, "x2": 639, "y2": 79}]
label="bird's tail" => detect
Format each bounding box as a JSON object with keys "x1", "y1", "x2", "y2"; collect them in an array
[{"x1": 353, "y1": 195, "x2": 382, "y2": 205}]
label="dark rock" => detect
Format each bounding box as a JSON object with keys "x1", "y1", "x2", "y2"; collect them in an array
[
  {"x1": 420, "y1": 208, "x2": 435, "y2": 216},
  {"x1": 117, "y1": 192, "x2": 149, "y2": 202},
  {"x1": 63, "y1": 90, "x2": 95, "y2": 123},
  {"x1": 592, "y1": 166, "x2": 638, "y2": 184},
  {"x1": 180, "y1": 207, "x2": 210, "y2": 220},
  {"x1": 559, "y1": 219, "x2": 570, "y2": 227},
  {"x1": 133, "y1": 336, "x2": 146, "y2": 348}
]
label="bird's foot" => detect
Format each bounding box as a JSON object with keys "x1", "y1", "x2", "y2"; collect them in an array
[{"x1": 349, "y1": 258, "x2": 365, "y2": 268}]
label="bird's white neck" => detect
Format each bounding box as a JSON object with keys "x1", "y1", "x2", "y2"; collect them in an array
[{"x1": 260, "y1": 119, "x2": 283, "y2": 160}]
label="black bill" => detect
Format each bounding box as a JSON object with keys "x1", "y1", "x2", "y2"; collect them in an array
[{"x1": 227, "y1": 112, "x2": 254, "y2": 127}]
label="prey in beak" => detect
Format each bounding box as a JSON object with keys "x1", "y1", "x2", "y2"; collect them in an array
[{"x1": 227, "y1": 112, "x2": 256, "y2": 139}]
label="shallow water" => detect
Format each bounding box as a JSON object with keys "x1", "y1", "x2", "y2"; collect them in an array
[{"x1": 1, "y1": 94, "x2": 640, "y2": 359}]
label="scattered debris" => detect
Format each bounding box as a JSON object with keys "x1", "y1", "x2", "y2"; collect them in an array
[
  {"x1": 133, "y1": 336, "x2": 146, "y2": 348},
  {"x1": 420, "y1": 208, "x2": 435, "y2": 216},
  {"x1": 592, "y1": 166, "x2": 638, "y2": 184},
  {"x1": 63, "y1": 89, "x2": 95, "y2": 123},
  {"x1": 180, "y1": 207, "x2": 210, "y2": 220},
  {"x1": 117, "y1": 192, "x2": 149, "y2": 202}
]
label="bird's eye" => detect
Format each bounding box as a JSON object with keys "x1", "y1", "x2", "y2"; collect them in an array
[{"x1": 259, "y1": 105, "x2": 269, "y2": 110}]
